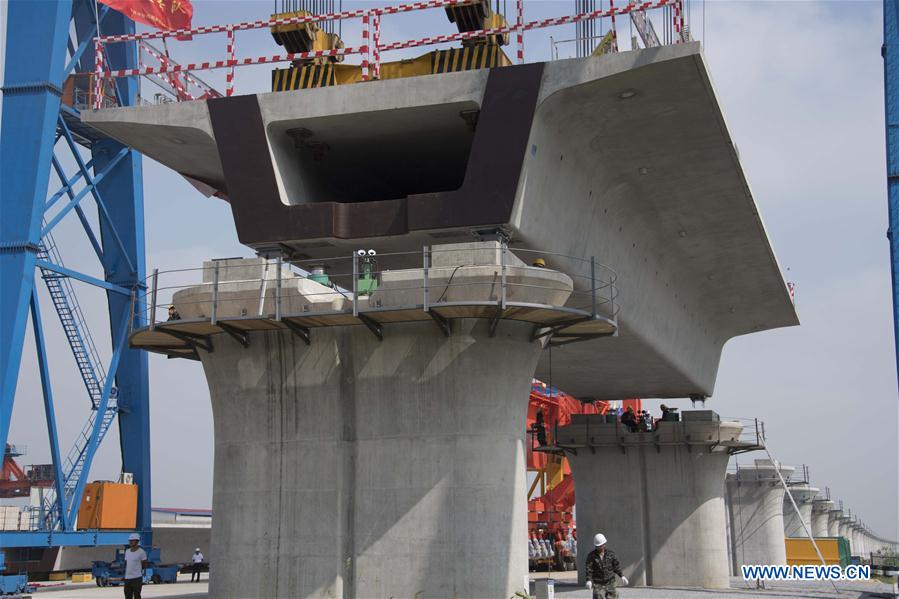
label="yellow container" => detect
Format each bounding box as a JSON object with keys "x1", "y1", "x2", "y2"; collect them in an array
[
  {"x1": 48, "y1": 572, "x2": 67, "y2": 581},
  {"x1": 785, "y1": 538, "x2": 841, "y2": 566},
  {"x1": 72, "y1": 572, "x2": 93, "y2": 583},
  {"x1": 77, "y1": 482, "x2": 137, "y2": 530}
]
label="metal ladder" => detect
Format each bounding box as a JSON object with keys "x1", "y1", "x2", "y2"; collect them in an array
[
  {"x1": 35, "y1": 230, "x2": 119, "y2": 528},
  {"x1": 36, "y1": 231, "x2": 107, "y2": 406}
]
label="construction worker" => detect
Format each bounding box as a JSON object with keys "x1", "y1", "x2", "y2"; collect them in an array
[
  {"x1": 620, "y1": 406, "x2": 638, "y2": 432},
  {"x1": 190, "y1": 547, "x2": 204, "y2": 582},
  {"x1": 123, "y1": 533, "x2": 148, "y2": 599},
  {"x1": 167, "y1": 305, "x2": 181, "y2": 321},
  {"x1": 532, "y1": 410, "x2": 548, "y2": 446},
  {"x1": 585, "y1": 533, "x2": 627, "y2": 598}
]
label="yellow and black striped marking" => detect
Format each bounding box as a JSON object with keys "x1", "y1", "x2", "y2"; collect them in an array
[
  {"x1": 431, "y1": 45, "x2": 510, "y2": 74},
  {"x1": 272, "y1": 64, "x2": 337, "y2": 91}
]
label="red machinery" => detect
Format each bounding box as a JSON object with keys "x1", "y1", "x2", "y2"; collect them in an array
[
  {"x1": 0, "y1": 445, "x2": 53, "y2": 499},
  {"x1": 526, "y1": 381, "x2": 640, "y2": 569}
]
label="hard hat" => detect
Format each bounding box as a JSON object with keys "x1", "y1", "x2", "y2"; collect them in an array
[
  {"x1": 195, "y1": 548, "x2": 201, "y2": 552},
  {"x1": 128, "y1": 533, "x2": 141, "y2": 541},
  {"x1": 593, "y1": 533, "x2": 607, "y2": 547},
  {"x1": 532, "y1": 258, "x2": 546, "y2": 268}
]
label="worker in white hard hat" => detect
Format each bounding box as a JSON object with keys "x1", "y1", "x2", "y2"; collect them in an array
[
  {"x1": 190, "y1": 547, "x2": 205, "y2": 582},
  {"x1": 585, "y1": 532, "x2": 628, "y2": 598},
  {"x1": 123, "y1": 533, "x2": 148, "y2": 599}
]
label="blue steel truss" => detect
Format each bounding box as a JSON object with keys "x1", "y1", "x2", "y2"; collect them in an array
[
  {"x1": 885, "y1": 0, "x2": 899, "y2": 399},
  {"x1": 0, "y1": 0, "x2": 151, "y2": 548}
]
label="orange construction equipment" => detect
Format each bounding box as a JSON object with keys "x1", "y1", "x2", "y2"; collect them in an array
[
  {"x1": 77, "y1": 482, "x2": 138, "y2": 530},
  {"x1": 0, "y1": 444, "x2": 53, "y2": 499},
  {"x1": 526, "y1": 381, "x2": 640, "y2": 569}
]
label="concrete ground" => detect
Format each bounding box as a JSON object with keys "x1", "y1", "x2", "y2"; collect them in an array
[
  {"x1": 537, "y1": 571, "x2": 898, "y2": 598},
  {"x1": 23, "y1": 571, "x2": 897, "y2": 598},
  {"x1": 26, "y1": 573, "x2": 208, "y2": 598}
]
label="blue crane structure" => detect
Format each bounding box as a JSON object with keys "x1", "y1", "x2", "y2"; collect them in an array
[
  {"x1": 0, "y1": 0, "x2": 151, "y2": 549},
  {"x1": 886, "y1": 0, "x2": 899, "y2": 398}
]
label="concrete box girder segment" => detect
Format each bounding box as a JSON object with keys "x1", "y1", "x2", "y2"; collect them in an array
[{"x1": 84, "y1": 42, "x2": 798, "y2": 400}]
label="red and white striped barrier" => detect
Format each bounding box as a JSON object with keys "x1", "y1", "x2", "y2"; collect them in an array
[
  {"x1": 226, "y1": 26, "x2": 235, "y2": 97},
  {"x1": 378, "y1": 0, "x2": 673, "y2": 53},
  {"x1": 361, "y1": 13, "x2": 370, "y2": 81},
  {"x1": 140, "y1": 42, "x2": 199, "y2": 101},
  {"x1": 104, "y1": 46, "x2": 362, "y2": 79},
  {"x1": 93, "y1": 41, "x2": 104, "y2": 109},
  {"x1": 516, "y1": 0, "x2": 524, "y2": 64},
  {"x1": 673, "y1": 0, "x2": 684, "y2": 41},
  {"x1": 91, "y1": 0, "x2": 680, "y2": 108},
  {"x1": 372, "y1": 14, "x2": 382, "y2": 80},
  {"x1": 609, "y1": 0, "x2": 619, "y2": 52},
  {"x1": 96, "y1": 0, "x2": 477, "y2": 44}
]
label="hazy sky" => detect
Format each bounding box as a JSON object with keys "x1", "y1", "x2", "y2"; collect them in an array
[{"x1": 2, "y1": 0, "x2": 897, "y2": 541}]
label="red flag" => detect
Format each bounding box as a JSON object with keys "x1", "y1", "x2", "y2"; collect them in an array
[{"x1": 99, "y1": 0, "x2": 193, "y2": 32}]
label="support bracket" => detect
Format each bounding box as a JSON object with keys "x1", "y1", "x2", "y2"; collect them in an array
[
  {"x1": 283, "y1": 319, "x2": 311, "y2": 346},
  {"x1": 427, "y1": 309, "x2": 451, "y2": 337},
  {"x1": 357, "y1": 313, "x2": 383, "y2": 341},
  {"x1": 163, "y1": 328, "x2": 213, "y2": 353},
  {"x1": 217, "y1": 321, "x2": 250, "y2": 348},
  {"x1": 531, "y1": 317, "x2": 590, "y2": 343}
]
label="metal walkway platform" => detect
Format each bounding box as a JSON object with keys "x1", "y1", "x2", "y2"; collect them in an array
[{"x1": 129, "y1": 300, "x2": 617, "y2": 360}]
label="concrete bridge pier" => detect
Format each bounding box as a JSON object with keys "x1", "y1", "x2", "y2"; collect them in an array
[
  {"x1": 168, "y1": 245, "x2": 586, "y2": 599},
  {"x1": 827, "y1": 509, "x2": 843, "y2": 537},
  {"x1": 810, "y1": 499, "x2": 834, "y2": 539},
  {"x1": 851, "y1": 522, "x2": 865, "y2": 557},
  {"x1": 783, "y1": 485, "x2": 819, "y2": 538},
  {"x1": 725, "y1": 460, "x2": 795, "y2": 573},
  {"x1": 556, "y1": 412, "x2": 755, "y2": 589},
  {"x1": 838, "y1": 516, "x2": 854, "y2": 554}
]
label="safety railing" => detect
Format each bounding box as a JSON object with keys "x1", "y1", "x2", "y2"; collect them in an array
[
  {"x1": 90, "y1": 0, "x2": 688, "y2": 109},
  {"x1": 132, "y1": 244, "x2": 619, "y2": 338},
  {"x1": 553, "y1": 413, "x2": 766, "y2": 454},
  {"x1": 137, "y1": 40, "x2": 223, "y2": 101}
]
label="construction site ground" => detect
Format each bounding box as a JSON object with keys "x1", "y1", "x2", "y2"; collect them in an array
[{"x1": 21, "y1": 572, "x2": 898, "y2": 598}]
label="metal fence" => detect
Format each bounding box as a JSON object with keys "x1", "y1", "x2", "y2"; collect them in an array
[
  {"x1": 134, "y1": 244, "x2": 619, "y2": 336},
  {"x1": 90, "y1": 0, "x2": 688, "y2": 108},
  {"x1": 546, "y1": 414, "x2": 765, "y2": 453}
]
